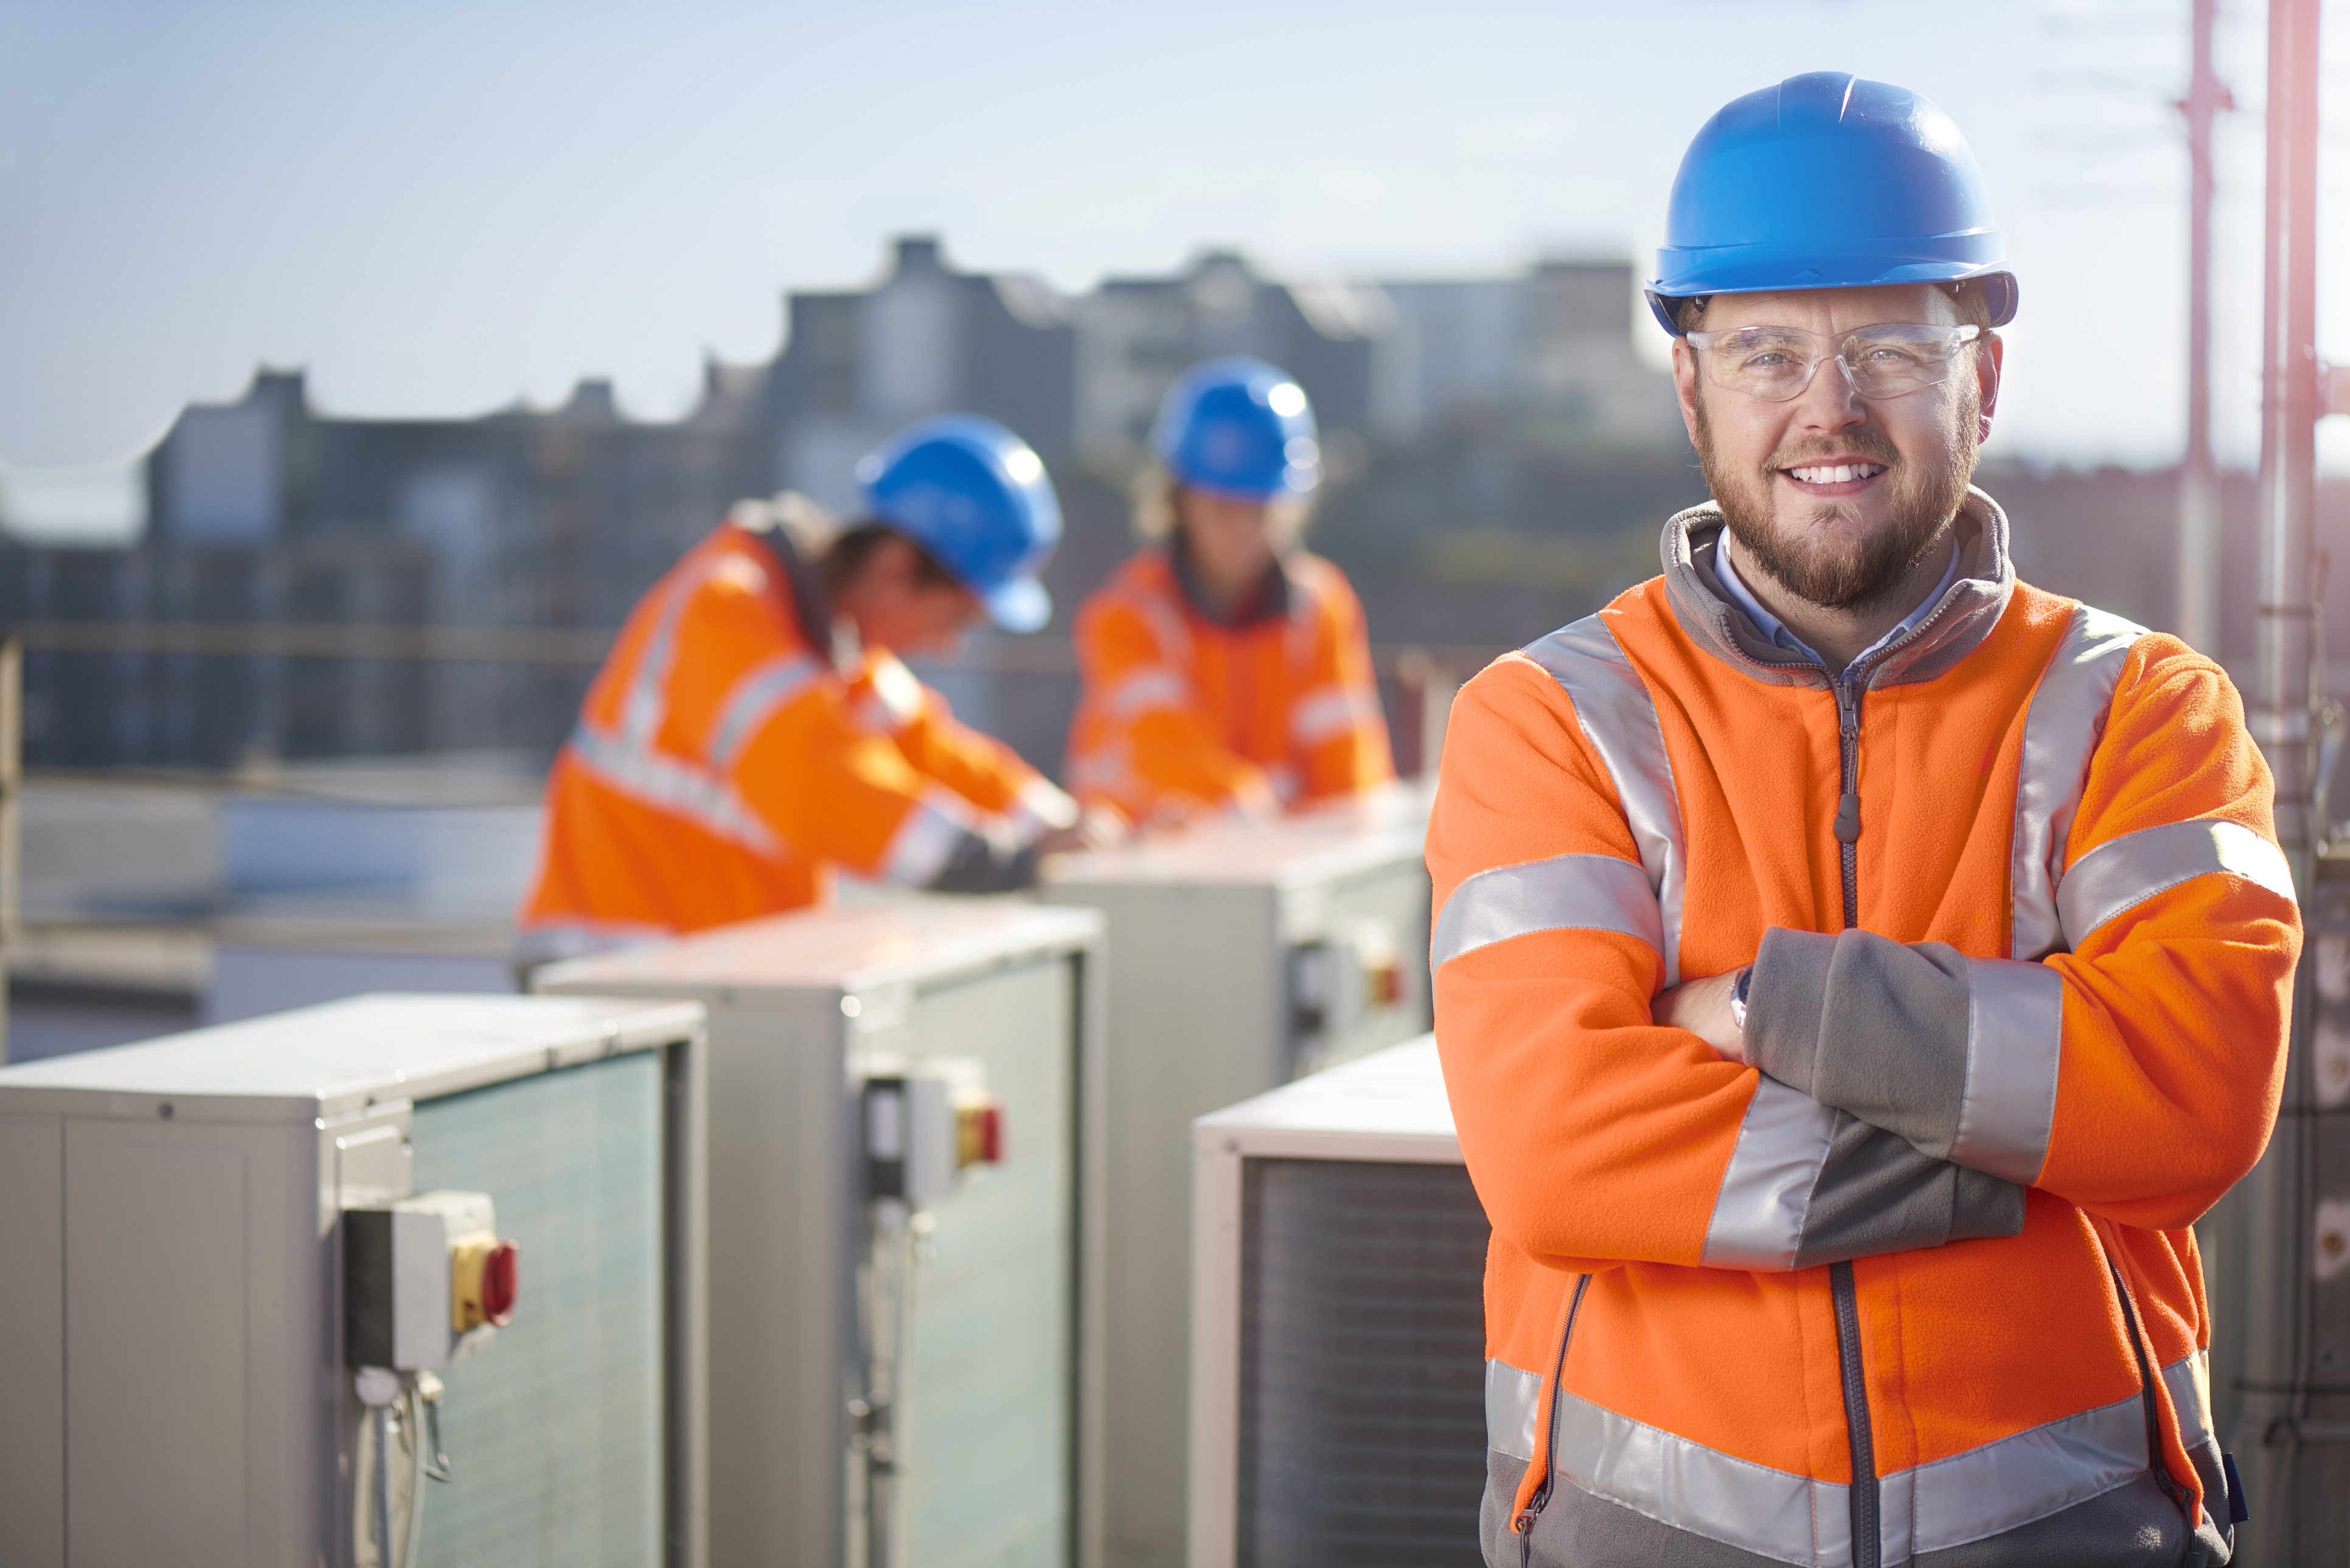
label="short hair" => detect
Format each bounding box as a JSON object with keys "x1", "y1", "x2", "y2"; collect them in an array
[
  {"x1": 819, "y1": 522, "x2": 961, "y2": 600},
  {"x1": 1674, "y1": 279, "x2": 1995, "y2": 334}
]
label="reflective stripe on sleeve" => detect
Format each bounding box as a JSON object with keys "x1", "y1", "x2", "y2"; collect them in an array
[
  {"x1": 2057, "y1": 818, "x2": 2297, "y2": 948},
  {"x1": 1700, "y1": 1076, "x2": 1839, "y2": 1271},
  {"x1": 1290, "y1": 684, "x2": 1380, "y2": 746},
  {"x1": 567, "y1": 723, "x2": 783, "y2": 859},
  {"x1": 702, "y1": 652, "x2": 822, "y2": 768},
  {"x1": 1102, "y1": 666, "x2": 1191, "y2": 721},
  {"x1": 1950, "y1": 958, "x2": 2066, "y2": 1185},
  {"x1": 880, "y1": 790, "x2": 981, "y2": 886},
  {"x1": 1497, "y1": 1355, "x2": 2154, "y2": 1566},
  {"x1": 1432, "y1": 853, "x2": 1661, "y2": 968},
  {"x1": 1006, "y1": 775, "x2": 1081, "y2": 844},
  {"x1": 1520, "y1": 616, "x2": 1688, "y2": 986},
  {"x1": 2163, "y1": 1352, "x2": 2214, "y2": 1454},
  {"x1": 853, "y1": 656, "x2": 928, "y2": 735},
  {"x1": 2011, "y1": 606, "x2": 2149, "y2": 960}
]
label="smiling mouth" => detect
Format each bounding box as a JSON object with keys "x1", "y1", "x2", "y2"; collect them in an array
[{"x1": 1782, "y1": 462, "x2": 1889, "y2": 485}]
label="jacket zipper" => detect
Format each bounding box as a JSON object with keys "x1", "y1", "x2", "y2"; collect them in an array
[
  {"x1": 1832, "y1": 675, "x2": 1863, "y2": 930},
  {"x1": 1829, "y1": 670, "x2": 1875, "y2": 1567},
  {"x1": 1514, "y1": 1273, "x2": 1594, "y2": 1565},
  {"x1": 1830, "y1": 1261, "x2": 1880, "y2": 1568}
]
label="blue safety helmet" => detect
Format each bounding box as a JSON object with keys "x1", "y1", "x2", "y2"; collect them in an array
[
  {"x1": 1646, "y1": 73, "x2": 2018, "y2": 335},
  {"x1": 1152, "y1": 356, "x2": 1321, "y2": 502},
  {"x1": 855, "y1": 415, "x2": 1062, "y2": 634}
]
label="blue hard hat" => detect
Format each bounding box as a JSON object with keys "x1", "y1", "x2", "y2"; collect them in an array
[
  {"x1": 1152, "y1": 356, "x2": 1321, "y2": 502},
  {"x1": 1646, "y1": 73, "x2": 2018, "y2": 335},
  {"x1": 855, "y1": 415, "x2": 1062, "y2": 633}
]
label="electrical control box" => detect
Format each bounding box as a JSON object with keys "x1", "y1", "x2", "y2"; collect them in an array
[
  {"x1": 1038, "y1": 794, "x2": 1433, "y2": 1567},
  {"x1": 1188, "y1": 1037, "x2": 1487, "y2": 1568},
  {"x1": 0, "y1": 993, "x2": 707, "y2": 1568},
  {"x1": 533, "y1": 898, "x2": 1104, "y2": 1568}
]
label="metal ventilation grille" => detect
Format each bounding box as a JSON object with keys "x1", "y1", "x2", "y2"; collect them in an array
[{"x1": 1237, "y1": 1156, "x2": 1490, "y2": 1567}]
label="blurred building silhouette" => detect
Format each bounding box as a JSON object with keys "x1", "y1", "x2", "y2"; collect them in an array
[{"x1": 0, "y1": 234, "x2": 1724, "y2": 771}]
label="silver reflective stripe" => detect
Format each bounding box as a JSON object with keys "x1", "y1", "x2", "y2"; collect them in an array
[
  {"x1": 879, "y1": 791, "x2": 978, "y2": 886},
  {"x1": 1893, "y1": 1388, "x2": 2148, "y2": 1556},
  {"x1": 2059, "y1": 819, "x2": 2298, "y2": 948},
  {"x1": 568, "y1": 723, "x2": 784, "y2": 859},
  {"x1": 703, "y1": 652, "x2": 822, "y2": 768},
  {"x1": 2163, "y1": 1352, "x2": 2214, "y2": 1452},
  {"x1": 1952, "y1": 958, "x2": 2066, "y2": 1184},
  {"x1": 1551, "y1": 1386, "x2": 1851, "y2": 1566},
  {"x1": 1529, "y1": 1382, "x2": 2150, "y2": 1566},
  {"x1": 1486, "y1": 1358, "x2": 1542, "y2": 1462},
  {"x1": 2011, "y1": 606, "x2": 2149, "y2": 960},
  {"x1": 1291, "y1": 684, "x2": 1377, "y2": 745},
  {"x1": 1434, "y1": 853, "x2": 1661, "y2": 969},
  {"x1": 1520, "y1": 616, "x2": 1688, "y2": 986},
  {"x1": 622, "y1": 551, "x2": 737, "y2": 748},
  {"x1": 1104, "y1": 666, "x2": 1189, "y2": 720},
  {"x1": 1700, "y1": 1076, "x2": 1839, "y2": 1271}
]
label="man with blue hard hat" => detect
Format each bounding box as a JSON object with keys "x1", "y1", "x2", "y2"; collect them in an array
[
  {"x1": 1065, "y1": 355, "x2": 1394, "y2": 825},
  {"x1": 521, "y1": 414, "x2": 1111, "y2": 957},
  {"x1": 1432, "y1": 73, "x2": 2290, "y2": 1566}
]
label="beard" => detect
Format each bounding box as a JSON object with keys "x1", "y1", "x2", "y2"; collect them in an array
[{"x1": 1692, "y1": 387, "x2": 1978, "y2": 613}]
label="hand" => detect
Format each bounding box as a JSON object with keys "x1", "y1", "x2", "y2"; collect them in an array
[
  {"x1": 1653, "y1": 970, "x2": 1746, "y2": 1064},
  {"x1": 1034, "y1": 805, "x2": 1129, "y2": 858}
]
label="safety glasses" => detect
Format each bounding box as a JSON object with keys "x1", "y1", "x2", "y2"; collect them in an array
[{"x1": 1686, "y1": 322, "x2": 1983, "y2": 403}]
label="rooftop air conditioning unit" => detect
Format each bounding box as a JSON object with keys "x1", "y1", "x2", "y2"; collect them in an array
[
  {"x1": 534, "y1": 898, "x2": 1104, "y2": 1568},
  {"x1": 0, "y1": 992, "x2": 708, "y2": 1568},
  {"x1": 1040, "y1": 794, "x2": 1433, "y2": 1567},
  {"x1": 1189, "y1": 1035, "x2": 1487, "y2": 1568}
]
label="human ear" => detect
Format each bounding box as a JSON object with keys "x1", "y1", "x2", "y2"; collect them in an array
[
  {"x1": 1672, "y1": 338, "x2": 1703, "y2": 444},
  {"x1": 1974, "y1": 331, "x2": 2004, "y2": 443}
]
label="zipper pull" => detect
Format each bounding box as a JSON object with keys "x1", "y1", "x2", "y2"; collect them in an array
[{"x1": 1834, "y1": 792, "x2": 1862, "y2": 843}]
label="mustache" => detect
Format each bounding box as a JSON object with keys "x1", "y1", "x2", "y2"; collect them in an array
[{"x1": 1765, "y1": 431, "x2": 1902, "y2": 471}]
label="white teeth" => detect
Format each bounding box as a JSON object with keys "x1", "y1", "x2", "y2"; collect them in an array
[{"x1": 1788, "y1": 463, "x2": 1885, "y2": 484}]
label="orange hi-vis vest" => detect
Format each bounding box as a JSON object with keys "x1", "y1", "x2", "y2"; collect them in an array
[
  {"x1": 1064, "y1": 545, "x2": 1394, "y2": 824},
  {"x1": 519, "y1": 519, "x2": 1070, "y2": 955},
  {"x1": 1428, "y1": 490, "x2": 2299, "y2": 1567}
]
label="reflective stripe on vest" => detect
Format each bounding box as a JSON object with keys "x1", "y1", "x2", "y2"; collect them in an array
[
  {"x1": 2011, "y1": 606, "x2": 2148, "y2": 960},
  {"x1": 1701, "y1": 1076, "x2": 1840, "y2": 1270},
  {"x1": 2059, "y1": 817, "x2": 2297, "y2": 949},
  {"x1": 1102, "y1": 665, "x2": 1191, "y2": 721},
  {"x1": 1487, "y1": 1354, "x2": 2180, "y2": 1566},
  {"x1": 1517, "y1": 614, "x2": 1688, "y2": 987},
  {"x1": 566, "y1": 723, "x2": 783, "y2": 859},
  {"x1": 621, "y1": 550, "x2": 745, "y2": 748},
  {"x1": 1290, "y1": 684, "x2": 1379, "y2": 746},
  {"x1": 703, "y1": 652, "x2": 822, "y2": 769}
]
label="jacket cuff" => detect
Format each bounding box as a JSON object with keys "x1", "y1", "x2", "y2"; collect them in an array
[{"x1": 1745, "y1": 926, "x2": 1976, "y2": 1162}]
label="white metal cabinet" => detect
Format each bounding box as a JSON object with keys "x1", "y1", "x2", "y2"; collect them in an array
[
  {"x1": 0, "y1": 992, "x2": 708, "y2": 1568},
  {"x1": 1040, "y1": 799, "x2": 1433, "y2": 1568},
  {"x1": 534, "y1": 898, "x2": 1105, "y2": 1568},
  {"x1": 1189, "y1": 1037, "x2": 1487, "y2": 1568}
]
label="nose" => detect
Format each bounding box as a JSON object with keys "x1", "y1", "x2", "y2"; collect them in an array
[{"x1": 1791, "y1": 349, "x2": 1870, "y2": 431}]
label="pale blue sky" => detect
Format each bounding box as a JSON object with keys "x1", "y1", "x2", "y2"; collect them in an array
[{"x1": 1, "y1": 0, "x2": 2338, "y2": 474}]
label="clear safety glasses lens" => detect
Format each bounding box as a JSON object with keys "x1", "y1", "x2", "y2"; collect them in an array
[{"x1": 1690, "y1": 323, "x2": 1981, "y2": 403}]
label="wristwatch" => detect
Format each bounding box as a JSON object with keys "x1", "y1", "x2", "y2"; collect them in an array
[{"x1": 1729, "y1": 965, "x2": 1753, "y2": 1033}]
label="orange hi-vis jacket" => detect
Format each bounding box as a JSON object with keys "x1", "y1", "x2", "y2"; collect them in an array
[
  {"x1": 519, "y1": 519, "x2": 1071, "y2": 955},
  {"x1": 1064, "y1": 545, "x2": 1394, "y2": 824},
  {"x1": 1428, "y1": 490, "x2": 2300, "y2": 1568}
]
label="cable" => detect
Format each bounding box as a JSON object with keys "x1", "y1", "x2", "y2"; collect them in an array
[
  {"x1": 372, "y1": 1404, "x2": 392, "y2": 1568},
  {"x1": 402, "y1": 1387, "x2": 429, "y2": 1568}
]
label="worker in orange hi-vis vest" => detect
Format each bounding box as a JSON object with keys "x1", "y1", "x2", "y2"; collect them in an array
[
  {"x1": 518, "y1": 415, "x2": 1116, "y2": 963},
  {"x1": 1064, "y1": 357, "x2": 1394, "y2": 828},
  {"x1": 1433, "y1": 74, "x2": 2297, "y2": 1568}
]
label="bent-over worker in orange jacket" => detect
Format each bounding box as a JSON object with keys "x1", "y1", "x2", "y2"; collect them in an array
[
  {"x1": 1065, "y1": 357, "x2": 1393, "y2": 825},
  {"x1": 520, "y1": 415, "x2": 1093, "y2": 960},
  {"x1": 1431, "y1": 75, "x2": 2297, "y2": 1567}
]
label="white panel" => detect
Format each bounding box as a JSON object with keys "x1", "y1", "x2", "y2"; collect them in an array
[
  {"x1": 65, "y1": 1125, "x2": 250, "y2": 1566},
  {"x1": 0, "y1": 1116, "x2": 64, "y2": 1567}
]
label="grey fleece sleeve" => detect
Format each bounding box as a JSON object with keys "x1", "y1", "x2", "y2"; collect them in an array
[{"x1": 1743, "y1": 925, "x2": 2065, "y2": 1187}]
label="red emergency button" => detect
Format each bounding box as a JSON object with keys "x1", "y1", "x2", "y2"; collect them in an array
[
  {"x1": 482, "y1": 1240, "x2": 520, "y2": 1327},
  {"x1": 956, "y1": 1097, "x2": 1004, "y2": 1168}
]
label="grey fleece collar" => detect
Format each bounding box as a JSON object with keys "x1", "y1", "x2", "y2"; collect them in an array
[{"x1": 1658, "y1": 485, "x2": 2020, "y2": 691}]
